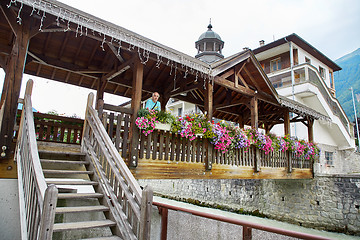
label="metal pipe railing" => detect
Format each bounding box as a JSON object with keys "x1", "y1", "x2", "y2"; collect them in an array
[{"x1": 153, "y1": 201, "x2": 330, "y2": 240}]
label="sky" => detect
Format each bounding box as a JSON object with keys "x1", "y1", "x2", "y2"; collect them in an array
[{"x1": 1, "y1": 0, "x2": 359, "y2": 118}]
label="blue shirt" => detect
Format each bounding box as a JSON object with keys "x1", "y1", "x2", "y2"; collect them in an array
[{"x1": 145, "y1": 99, "x2": 160, "y2": 111}]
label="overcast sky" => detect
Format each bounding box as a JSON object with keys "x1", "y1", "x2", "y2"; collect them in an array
[{"x1": 1, "y1": 0, "x2": 359, "y2": 117}]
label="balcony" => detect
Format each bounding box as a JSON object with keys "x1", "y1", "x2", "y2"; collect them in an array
[{"x1": 267, "y1": 63, "x2": 351, "y2": 136}]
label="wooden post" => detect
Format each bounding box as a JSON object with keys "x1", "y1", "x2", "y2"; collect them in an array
[
  {"x1": 204, "y1": 80, "x2": 213, "y2": 170},
  {"x1": 129, "y1": 58, "x2": 143, "y2": 167},
  {"x1": 250, "y1": 97, "x2": 258, "y2": 130},
  {"x1": 160, "y1": 94, "x2": 170, "y2": 112},
  {"x1": 204, "y1": 80, "x2": 213, "y2": 121},
  {"x1": 243, "y1": 226, "x2": 252, "y2": 240},
  {"x1": 287, "y1": 150, "x2": 292, "y2": 173},
  {"x1": 0, "y1": 19, "x2": 30, "y2": 159},
  {"x1": 284, "y1": 109, "x2": 290, "y2": 136},
  {"x1": 159, "y1": 207, "x2": 168, "y2": 240},
  {"x1": 38, "y1": 184, "x2": 58, "y2": 240},
  {"x1": 95, "y1": 77, "x2": 106, "y2": 110},
  {"x1": 307, "y1": 117, "x2": 314, "y2": 143},
  {"x1": 139, "y1": 185, "x2": 153, "y2": 240}
]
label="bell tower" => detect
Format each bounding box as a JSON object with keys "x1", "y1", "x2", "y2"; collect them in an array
[{"x1": 195, "y1": 20, "x2": 224, "y2": 64}]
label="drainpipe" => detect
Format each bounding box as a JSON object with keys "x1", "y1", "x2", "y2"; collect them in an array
[
  {"x1": 350, "y1": 87, "x2": 360, "y2": 151},
  {"x1": 285, "y1": 38, "x2": 297, "y2": 137}
]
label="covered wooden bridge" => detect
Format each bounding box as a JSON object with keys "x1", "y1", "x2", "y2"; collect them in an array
[{"x1": 0, "y1": 0, "x2": 328, "y2": 179}]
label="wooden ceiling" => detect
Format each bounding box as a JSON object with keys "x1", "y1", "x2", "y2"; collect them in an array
[{"x1": 0, "y1": 1, "x2": 316, "y2": 128}]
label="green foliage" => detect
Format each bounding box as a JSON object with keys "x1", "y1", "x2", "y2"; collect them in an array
[
  {"x1": 156, "y1": 111, "x2": 175, "y2": 124},
  {"x1": 334, "y1": 48, "x2": 360, "y2": 122},
  {"x1": 137, "y1": 108, "x2": 150, "y2": 118}
]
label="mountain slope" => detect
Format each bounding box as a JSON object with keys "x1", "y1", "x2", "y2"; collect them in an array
[{"x1": 334, "y1": 48, "x2": 360, "y2": 121}]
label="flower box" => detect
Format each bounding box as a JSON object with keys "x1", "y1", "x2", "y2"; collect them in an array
[{"x1": 155, "y1": 123, "x2": 171, "y2": 131}]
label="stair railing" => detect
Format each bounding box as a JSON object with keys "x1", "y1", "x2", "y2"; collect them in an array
[
  {"x1": 15, "y1": 79, "x2": 58, "y2": 240},
  {"x1": 82, "y1": 92, "x2": 153, "y2": 240}
]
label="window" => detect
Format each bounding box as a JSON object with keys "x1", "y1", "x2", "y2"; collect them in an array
[
  {"x1": 178, "y1": 107, "x2": 182, "y2": 117},
  {"x1": 305, "y1": 57, "x2": 311, "y2": 64},
  {"x1": 319, "y1": 66, "x2": 325, "y2": 79},
  {"x1": 270, "y1": 58, "x2": 281, "y2": 72},
  {"x1": 325, "y1": 151, "x2": 333, "y2": 166}
]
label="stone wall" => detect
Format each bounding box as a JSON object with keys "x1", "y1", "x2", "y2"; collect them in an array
[
  {"x1": 139, "y1": 175, "x2": 360, "y2": 235},
  {"x1": 315, "y1": 143, "x2": 360, "y2": 175}
]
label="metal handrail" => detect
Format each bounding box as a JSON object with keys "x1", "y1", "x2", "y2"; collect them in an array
[
  {"x1": 153, "y1": 201, "x2": 331, "y2": 240},
  {"x1": 82, "y1": 92, "x2": 153, "y2": 240},
  {"x1": 15, "y1": 79, "x2": 58, "y2": 240}
]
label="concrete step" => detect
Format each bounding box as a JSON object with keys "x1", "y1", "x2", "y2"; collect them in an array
[
  {"x1": 53, "y1": 220, "x2": 116, "y2": 232},
  {"x1": 46, "y1": 180, "x2": 98, "y2": 185},
  {"x1": 58, "y1": 193, "x2": 103, "y2": 199},
  {"x1": 56, "y1": 205, "x2": 109, "y2": 214},
  {"x1": 43, "y1": 169, "x2": 93, "y2": 175}
]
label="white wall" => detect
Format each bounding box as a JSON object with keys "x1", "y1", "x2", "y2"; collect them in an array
[
  {"x1": 0, "y1": 179, "x2": 21, "y2": 240},
  {"x1": 294, "y1": 43, "x2": 332, "y2": 88}
]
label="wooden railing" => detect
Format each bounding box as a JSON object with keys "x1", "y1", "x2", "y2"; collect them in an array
[
  {"x1": 82, "y1": 93, "x2": 153, "y2": 240},
  {"x1": 15, "y1": 111, "x2": 84, "y2": 144},
  {"x1": 99, "y1": 103, "x2": 311, "y2": 172},
  {"x1": 15, "y1": 80, "x2": 58, "y2": 240}
]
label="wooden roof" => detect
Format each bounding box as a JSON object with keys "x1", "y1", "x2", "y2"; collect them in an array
[
  {"x1": 0, "y1": 0, "x2": 326, "y2": 127},
  {"x1": 253, "y1": 33, "x2": 342, "y2": 72}
]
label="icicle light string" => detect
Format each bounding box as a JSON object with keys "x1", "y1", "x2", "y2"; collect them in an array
[{"x1": 10, "y1": 0, "x2": 213, "y2": 84}]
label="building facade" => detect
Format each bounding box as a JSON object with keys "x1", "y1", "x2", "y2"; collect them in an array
[
  {"x1": 253, "y1": 34, "x2": 356, "y2": 175},
  {"x1": 167, "y1": 30, "x2": 358, "y2": 175}
]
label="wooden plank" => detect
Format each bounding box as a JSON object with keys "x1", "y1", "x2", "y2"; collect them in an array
[
  {"x1": 181, "y1": 138, "x2": 186, "y2": 162},
  {"x1": 108, "y1": 112, "x2": 115, "y2": 139},
  {"x1": 186, "y1": 139, "x2": 191, "y2": 162},
  {"x1": 115, "y1": 113, "x2": 123, "y2": 151},
  {"x1": 191, "y1": 140, "x2": 196, "y2": 163},
  {"x1": 159, "y1": 131, "x2": 164, "y2": 160},
  {"x1": 175, "y1": 135, "x2": 181, "y2": 162},
  {"x1": 122, "y1": 114, "x2": 130, "y2": 158},
  {"x1": 196, "y1": 139, "x2": 201, "y2": 163},
  {"x1": 164, "y1": 131, "x2": 170, "y2": 160},
  {"x1": 146, "y1": 133, "x2": 152, "y2": 159},
  {"x1": 170, "y1": 133, "x2": 175, "y2": 161},
  {"x1": 131, "y1": 159, "x2": 313, "y2": 179},
  {"x1": 56, "y1": 205, "x2": 108, "y2": 214},
  {"x1": 139, "y1": 132, "x2": 145, "y2": 159},
  {"x1": 152, "y1": 131, "x2": 158, "y2": 160},
  {"x1": 53, "y1": 220, "x2": 115, "y2": 232}
]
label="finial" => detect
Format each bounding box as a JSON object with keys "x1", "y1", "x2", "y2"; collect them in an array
[{"x1": 207, "y1": 18, "x2": 212, "y2": 30}]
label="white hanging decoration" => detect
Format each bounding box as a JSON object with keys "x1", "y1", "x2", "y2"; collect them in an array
[{"x1": 10, "y1": 0, "x2": 214, "y2": 84}]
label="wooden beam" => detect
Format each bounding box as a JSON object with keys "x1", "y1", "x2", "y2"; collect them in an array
[
  {"x1": 214, "y1": 75, "x2": 255, "y2": 96},
  {"x1": 0, "y1": 3, "x2": 19, "y2": 36},
  {"x1": 204, "y1": 80, "x2": 213, "y2": 121},
  {"x1": 214, "y1": 98, "x2": 249, "y2": 110},
  {"x1": 284, "y1": 109, "x2": 290, "y2": 136},
  {"x1": 250, "y1": 97, "x2": 258, "y2": 129},
  {"x1": 243, "y1": 66, "x2": 261, "y2": 91},
  {"x1": 0, "y1": 19, "x2": 31, "y2": 159},
  {"x1": 307, "y1": 117, "x2": 314, "y2": 143},
  {"x1": 103, "y1": 57, "x2": 134, "y2": 81},
  {"x1": 129, "y1": 58, "x2": 143, "y2": 168}
]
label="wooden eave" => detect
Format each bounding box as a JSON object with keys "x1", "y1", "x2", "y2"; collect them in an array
[
  {"x1": 253, "y1": 33, "x2": 342, "y2": 72},
  {"x1": 0, "y1": 1, "x2": 323, "y2": 128}
]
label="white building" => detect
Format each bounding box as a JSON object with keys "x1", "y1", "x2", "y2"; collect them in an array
[
  {"x1": 167, "y1": 29, "x2": 358, "y2": 175},
  {"x1": 253, "y1": 34, "x2": 357, "y2": 175}
]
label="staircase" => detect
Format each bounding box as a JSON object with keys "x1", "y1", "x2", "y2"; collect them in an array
[{"x1": 39, "y1": 143, "x2": 121, "y2": 240}]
